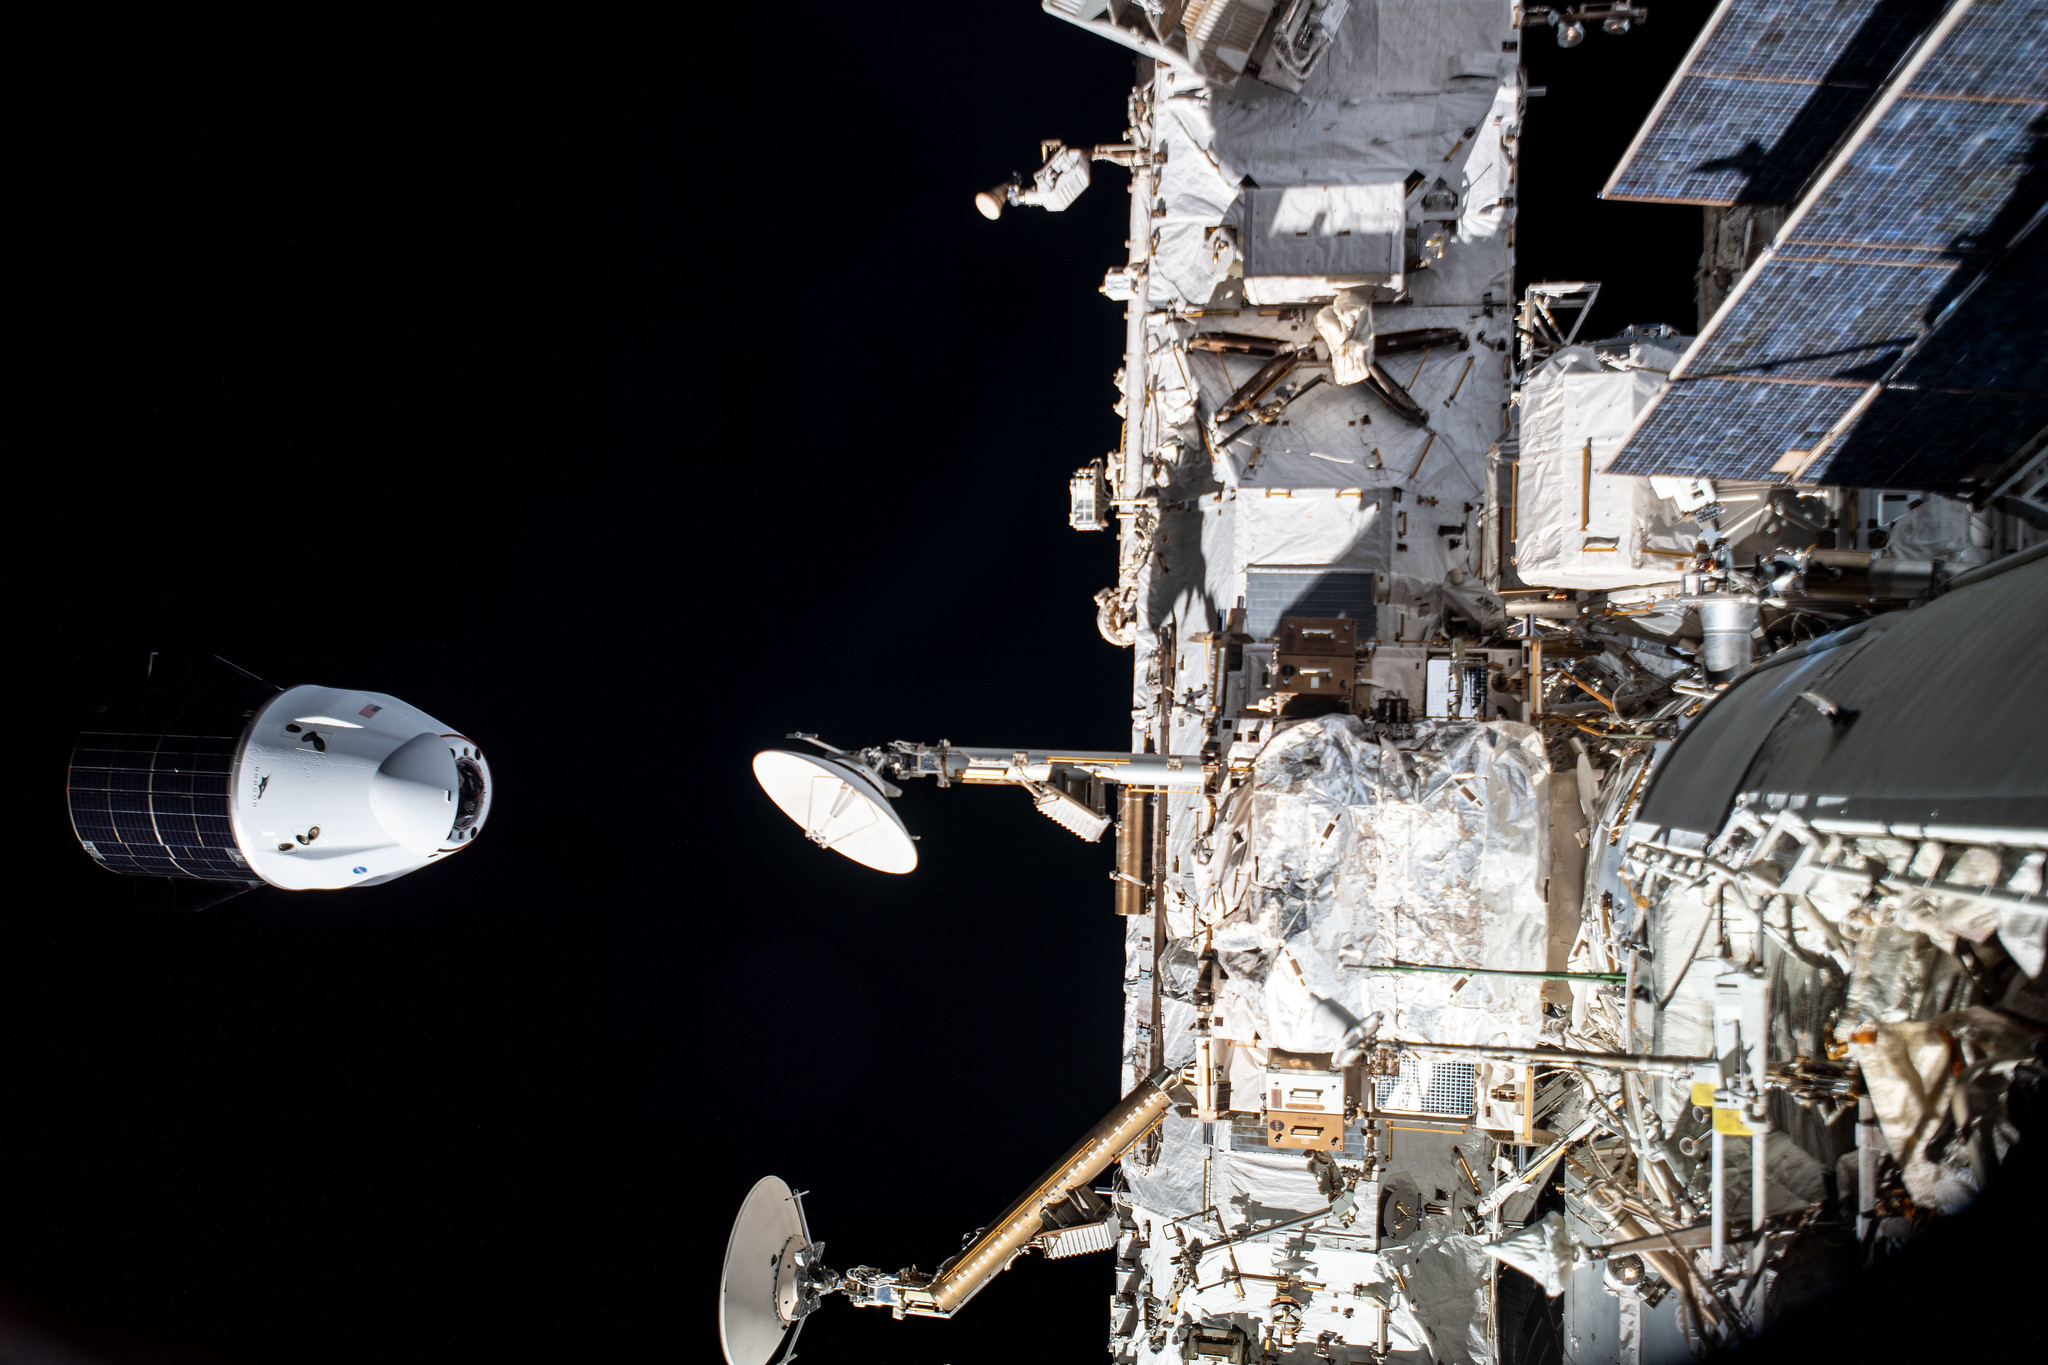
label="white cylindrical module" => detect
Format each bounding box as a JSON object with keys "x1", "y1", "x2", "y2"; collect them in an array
[{"x1": 68, "y1": 659, "x2": 491, "y2": 894}]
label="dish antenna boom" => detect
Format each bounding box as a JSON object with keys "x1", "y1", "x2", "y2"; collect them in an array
[
  {"x1": 719, "y1": 1068, "x2": 1179, "y2": 1363},
  {"x1": 752, "y1": 735, "x2": 1207, "y2": 871}
]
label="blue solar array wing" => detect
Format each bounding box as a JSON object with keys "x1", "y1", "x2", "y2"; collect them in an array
[
  {"x1": 1604, "y1": 0, "x2": 1944, "y2": 205},
  {"x1": 1681, "y1": 256, "x2": 1963, "y2": 382},
  {"x1": 1610, "y1": 378, "x2": 1867, "y2": 480},
  {"x1": 1818, "y1": 209, "x2": 2048, "y2": 485},
  {"x1": 1908, "y1": 0, "x2": 2048, "y2": 98},
  {"x1": 1610, "y1": 0, "x2": 2048, "y2": 483},
  {"x1": 1794, "y1": 102, "x2": 2043, "y2": 258}
]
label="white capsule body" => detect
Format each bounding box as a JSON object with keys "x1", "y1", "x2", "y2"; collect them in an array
[
  {"x1": 232, "y1": 685, "x2": 493, "y2": 889},
  {"x1": 70, "y1": 670, "x2": 491, "y2": 894}
]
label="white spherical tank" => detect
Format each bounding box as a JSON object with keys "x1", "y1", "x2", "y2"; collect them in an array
[{"x1": 68, "y1": 656, "x2": 492, "y2": 896}]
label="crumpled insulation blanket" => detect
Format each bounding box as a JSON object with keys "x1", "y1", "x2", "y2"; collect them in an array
[
  {"x1": 1195, "y1": 716, "x2": 1552, "y2": 1051},
  {"x1": 1851, "y1": 1006, "x2": 2041, "y2": 1213}
]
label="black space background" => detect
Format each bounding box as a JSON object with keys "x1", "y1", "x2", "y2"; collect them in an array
[{"x1": 11, "y1": 7, "x2": 2038, "y2": 1365}]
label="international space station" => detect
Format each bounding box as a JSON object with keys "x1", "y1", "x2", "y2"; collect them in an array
[{"x1": 724, "y1": 3, "x2": 2048, "y2": 1364}]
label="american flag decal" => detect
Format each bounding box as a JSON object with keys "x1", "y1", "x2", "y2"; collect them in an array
[{"x1": 358, "y1": 703, "x2": 383, "y2": 719}]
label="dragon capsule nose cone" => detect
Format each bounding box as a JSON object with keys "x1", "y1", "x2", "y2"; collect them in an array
[{"x1": 370, "y1": 733, "x2": 462, "y2": 856}]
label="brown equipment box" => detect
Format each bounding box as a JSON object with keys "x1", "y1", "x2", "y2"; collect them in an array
[{"x1": 1274, "y1": 617, "x2": 1358, "y2": 697}]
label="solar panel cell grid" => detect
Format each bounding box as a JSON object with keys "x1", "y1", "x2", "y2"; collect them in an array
[
  {"x1": 1611, "y1": 1, "x2": 2046, "y2": 483},
  {"x1": 1793, "y1": 97, "x2": 2044, "y2": 251},
  {"x1": 1905, "y1": 0, "x2": 2048, "y2": 99},
  {"x1": 1816, "y1": 220, "x2": 2048, "y2": 484},
  {"x1": 1608, "y1": 79, "x2": 1807, "y2": 206},
  {"x1": 1683, "y1": 257, "x2": 1958, "y2": 379},
  {"x1": 67, "y1": 690, "x2": 267, "y2": 883},
  {"x1": 1820, "y1": 390, "x2": 2048, "y2": 484},
  {"x1": 1609, "y1": 378, "x2": 1863, "y2": 479},
  {"x1": 1693, "y1": 0, "x2": 1889, "y2": 82},
  {"x1": 1604, "y1": 0, "x2": 1948, "y2": 204}
]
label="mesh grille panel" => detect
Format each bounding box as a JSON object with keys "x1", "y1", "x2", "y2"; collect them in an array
[{"x1": 1373, "y1": 1057, "x2": 1478, "y2": 1118}]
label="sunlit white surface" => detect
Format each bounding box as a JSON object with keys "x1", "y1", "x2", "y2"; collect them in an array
[{"x1": 752, "y1": 750, "x2": 916, "y2": 874}]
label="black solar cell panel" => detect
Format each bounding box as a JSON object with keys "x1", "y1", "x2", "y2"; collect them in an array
[
  {"x1": 1608, "y1": 0, "x2": 2048, "y2": 484},
  {"x1": 1608, "y1": 77, "x2": 1816, "y2": 207},
  {"x1": 1816, "y1": 217, "x2": 2048, "y2": 485},
  {"x1": 69, "y1": 730, "x2": 251, "y2": 880},
  {"x1": 1792, "y1": 97, "x2": 2043, "y2": 255},
  {"x1": 1694, "y1": 1, "x2": 1889, "y2": 82},
  {"x1": 67, "y1": 669, "x2": 277, "y2": 885},
  {"x1": 1604, "y1": 0, "x2": 1946, "y2": 205},
  {"x1": 1682, "y1": 256, "x2": 1957, "y2": 382},
  {"x1": 1907, "y1": 0, "x2": 2048, "y2": 97},
  {"x1": 1612, "y1": 378, "x2": 1866, "y2": 480}
]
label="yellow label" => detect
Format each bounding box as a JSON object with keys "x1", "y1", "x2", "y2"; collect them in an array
[
  {"x1": 1713, "y1": 1106, "x2": 1753, "y2": 1137},
  {"x1": 1690, "y1": 1082, "x2": 1715, "y2": 1107}
]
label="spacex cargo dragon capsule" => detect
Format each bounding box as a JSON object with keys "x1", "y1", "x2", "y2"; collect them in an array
[{"x1": 67, "y1": 654, "x2": 492, "y2": 900}]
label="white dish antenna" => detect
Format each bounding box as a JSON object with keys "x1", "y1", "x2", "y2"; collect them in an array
[
  {"x1": 752, "y1": 750, "x2": 918, "y2": 874},
  {"x1": 720, "y1": 1175, "x2": 815, "y2": 1365}
]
